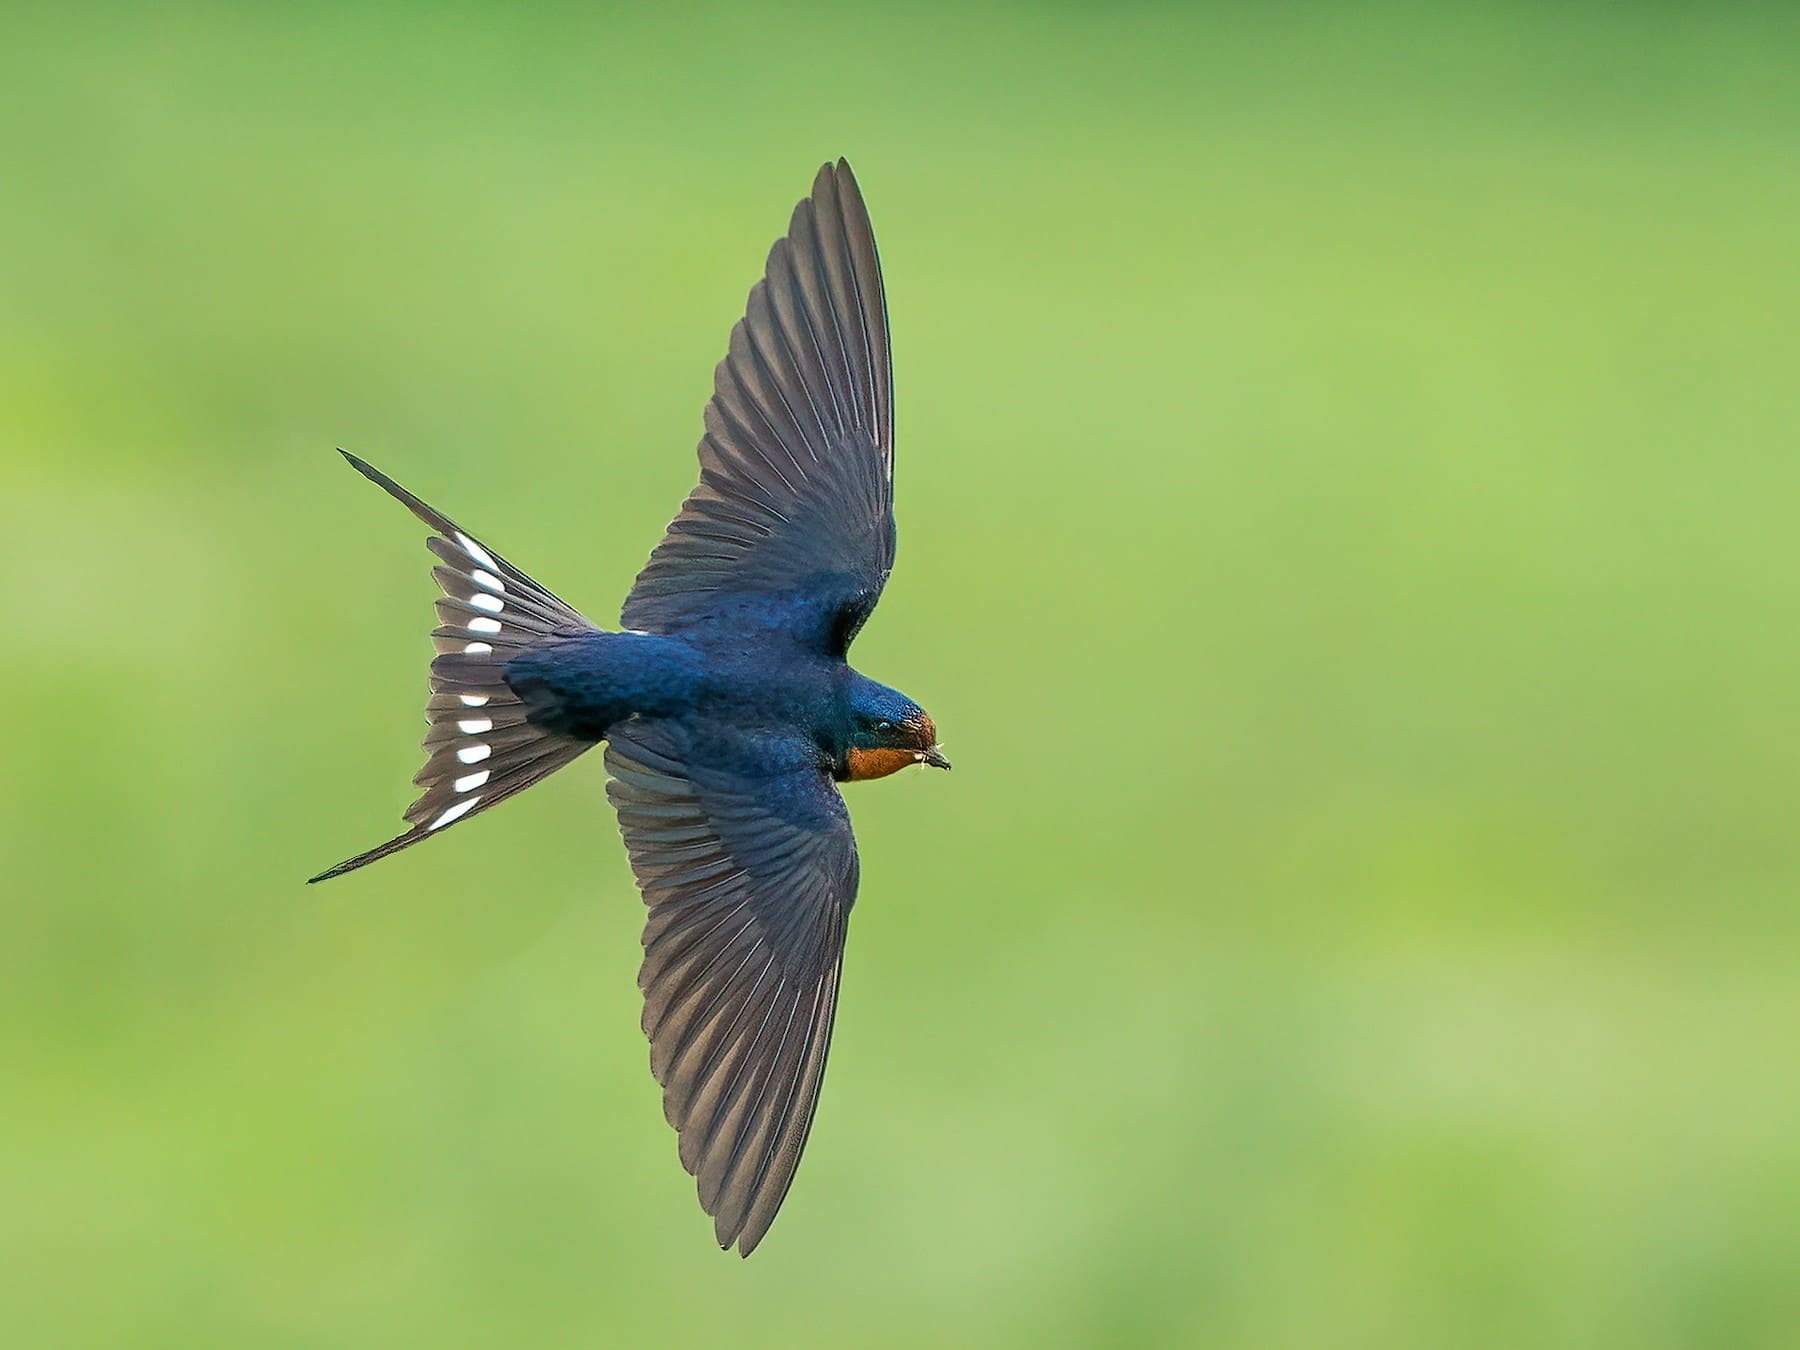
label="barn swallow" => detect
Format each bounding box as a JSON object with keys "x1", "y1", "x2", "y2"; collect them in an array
[{"x1": 310, "y1": 161, "x2": 945, "y2": 1255}]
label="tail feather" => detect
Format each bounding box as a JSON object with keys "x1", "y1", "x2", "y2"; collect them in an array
[{"x1": 309, "y1": 451, "x2": 600, "y2": 884}]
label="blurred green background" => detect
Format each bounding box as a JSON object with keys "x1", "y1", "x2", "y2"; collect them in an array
[{"x1": 2, "y1": 3, "x2": 1797, "y2": 1346}]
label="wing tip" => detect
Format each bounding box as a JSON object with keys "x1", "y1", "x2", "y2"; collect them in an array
[
  {"x1": 713, "y1": 1212, "x2": 762, "y2": 1258},
  {"x1": 815, "y1": 157, "x2": 864, "y2": 210}
]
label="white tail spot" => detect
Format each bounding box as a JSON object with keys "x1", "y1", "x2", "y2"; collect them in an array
[
  {"x1": 457, "y1": 717, "x2": 493, "y2": 734},
  {"x1": 471, "y1": 569, "x2": 506, "y2": 593},
  {"x1": 454, "y1": 769, "x2": 491, "y2": 793},
  {"x1": 459, "y1": 694, "x2": 489, "y2": 707},
  {"x1": 469, "y1": 592, "x2": 504, "y2": 614},
  {"x1": 429, "y1": 798, "x2": 479, "y2": 830},
  {"x1": 457, "y1": 744, "x2": 492, "y2": 764},
  {"x1": 465, "y1": 642, "x2": 494, "y2": 655},
  {"x1": 456, "y1": 532, "x2": 498, "y2": 570},
  {"x1": 468, "y1": 616, "x2": 503, "y2": 635}
]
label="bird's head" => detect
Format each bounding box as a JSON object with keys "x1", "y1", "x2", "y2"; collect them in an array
[{"x1": 843, "y1": 678, "x2": 949, "y2": 781}]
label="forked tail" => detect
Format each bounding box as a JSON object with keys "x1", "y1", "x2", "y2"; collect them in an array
[{"x1": 309, "y1": 452, "x2": 600, "y2": 882}]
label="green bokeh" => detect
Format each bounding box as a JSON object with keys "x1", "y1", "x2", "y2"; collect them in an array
[{"x1": 3, "y1": 4, "x2": 1796, "y2": 1346}]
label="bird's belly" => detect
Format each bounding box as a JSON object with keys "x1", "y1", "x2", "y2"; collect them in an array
[{"x1": 844, "y1": 746, "x2": 917, "y2": 781}]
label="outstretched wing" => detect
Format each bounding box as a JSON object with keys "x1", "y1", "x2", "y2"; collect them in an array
[
  {"x1": 622, "y1": 159, "x2": 894, "y2": 655},
  {"x1": 604, "y1": 719, "x2": 857, "y2": 1255}
]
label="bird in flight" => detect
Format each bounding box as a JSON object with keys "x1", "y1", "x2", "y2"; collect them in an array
[{"x1": 311, "y1": 160, "x2": 946, "y2": 1255}]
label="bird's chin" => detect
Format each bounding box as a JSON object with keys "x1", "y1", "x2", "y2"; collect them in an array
[{"x1": 846, "y1": 746, "x2": 919, "y2": 782}]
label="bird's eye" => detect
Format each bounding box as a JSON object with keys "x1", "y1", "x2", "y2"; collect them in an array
[{"x1": 874, "y1": 720, "x2": 893, "y2": 734}]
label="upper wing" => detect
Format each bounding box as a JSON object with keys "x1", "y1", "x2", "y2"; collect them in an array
[
  {"x1": 621, "y1": 159, "x2": 894, "y2": 655},
  {"x1": 604, "y1": 718, "x2": 858, "y2": 1255}
]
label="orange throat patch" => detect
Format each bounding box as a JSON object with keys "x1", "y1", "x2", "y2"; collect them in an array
[{"x1": 844, "y1": 746, "x2": 919, "y2": 782}]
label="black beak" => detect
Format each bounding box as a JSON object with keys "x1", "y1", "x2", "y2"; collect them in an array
[{"x1": 920, "y1": 746, "x2": 951, "y2": 770}]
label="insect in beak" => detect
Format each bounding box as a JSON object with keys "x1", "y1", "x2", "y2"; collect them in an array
[{"x1": 918, "y1": 746, "x2": 951, "y2": 770}]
